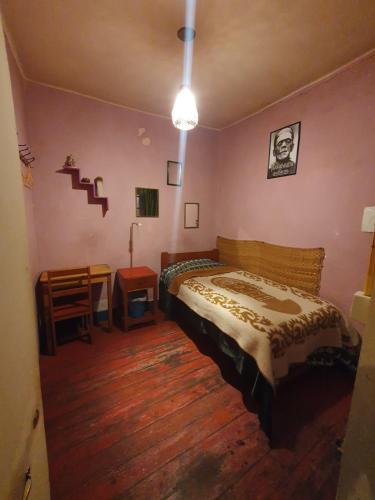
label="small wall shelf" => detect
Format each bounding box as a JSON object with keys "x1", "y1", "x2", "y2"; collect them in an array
[{"x1": 57, "y1": 167, "x2": 109, "y2": 216}]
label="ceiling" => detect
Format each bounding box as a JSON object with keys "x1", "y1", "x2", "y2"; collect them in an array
[{"x1": 2, "y1": 0, "x2": 375, "y2": 129}]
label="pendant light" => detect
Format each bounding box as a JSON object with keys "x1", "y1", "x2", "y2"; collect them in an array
[
  {"x1": 172, "y1": 86, "x2": 198, "y2": 131},
  {"x1": 172, "y1": 27, "x2": 198, "y2": 131}
]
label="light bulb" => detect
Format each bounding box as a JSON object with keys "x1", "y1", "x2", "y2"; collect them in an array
[{"x1": 172, "y1": 86, "x2": 198, "y2": 131}]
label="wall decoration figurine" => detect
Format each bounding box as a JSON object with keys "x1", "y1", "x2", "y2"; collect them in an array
[
  {"x1": 94, "y1": 176, "x2": 104, "y2": 197},
  {"x1": 267, "y1": 122, "x2": 301, "y2": 179},
  {"x1": 64, "y1": 154, "x2": 76, "y2": 167}
]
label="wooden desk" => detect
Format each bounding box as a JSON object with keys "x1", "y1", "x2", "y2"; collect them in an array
[
  {"x1": 39, "y1": 264, "x2": 113, "y2": 351},
  {"x1": 117, "y1": 266, "x2": 157, "y2": 331}
]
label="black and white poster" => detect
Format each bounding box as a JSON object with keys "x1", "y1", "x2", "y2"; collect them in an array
[{"x1": 267, "y1": 122, "x2": 301, "y2": 179}]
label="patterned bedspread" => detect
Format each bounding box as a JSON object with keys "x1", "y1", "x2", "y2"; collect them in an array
[{"x1": 172, "y1": 269, "x2": 358, "y2": 386}]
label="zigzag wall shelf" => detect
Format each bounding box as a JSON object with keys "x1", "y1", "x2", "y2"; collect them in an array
[{"x1": 57, "y1": 167, "x2": 109, "y2": 216}]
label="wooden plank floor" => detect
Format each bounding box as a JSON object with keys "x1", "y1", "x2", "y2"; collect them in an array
[{"x1": 39, "y1": 318, "x2": 354, "y2": 500}]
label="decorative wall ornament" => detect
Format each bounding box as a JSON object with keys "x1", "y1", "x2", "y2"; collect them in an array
[
  {"x1": 18, "y1": 143, "x2": 35, "y2": 188},
  {"x1": 137, "y1": 128, "x2": 151, "y2": 146},
  {"x1": 57, "y1": 162, "x2": 109, "y2": 216},
  {"x1": 22, "y1": 165, "x2": 33, "y2": 188},
  {"x1": 94, "y1": 176, "x2": 104, "y2": 197},
  {"x1": 64, "y1": 154, "x2": 76, "y2": 167},
  {"x1": 267, "y1": 122, "x2": 301, "y2": 179},
  {"x1": 136, "y1": 187, "x2": 159, "y2": 217},
  {"x1": 18, "y1": 144, "x2": 35, "y2": 166}
]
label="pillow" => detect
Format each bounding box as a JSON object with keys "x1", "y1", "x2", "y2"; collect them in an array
[{"x1": 160, "y1": 258, "x2": 223, "y2": 288}]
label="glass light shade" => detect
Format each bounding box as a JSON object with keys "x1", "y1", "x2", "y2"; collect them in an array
[{"x1": 172, "y1": 86, "x2": 198, "y2": 130}]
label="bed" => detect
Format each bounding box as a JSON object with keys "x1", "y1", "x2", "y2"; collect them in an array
[{"x1": 159, "y1": 237, "x2": 359, "y2": 442}]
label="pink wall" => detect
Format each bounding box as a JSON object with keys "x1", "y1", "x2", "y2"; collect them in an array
[
  {"x1": 25, "y1": 83, "x2": 218, "y2": 307},
  {"x1": 215, "y1": 53, "x2": 375, "y2": 313},
  {"x1": 6, "y1": 41, "x2": 39, "y2": 282},
  {"x1": 9, "y1": 42, "x2": 375, "y2": 315}
]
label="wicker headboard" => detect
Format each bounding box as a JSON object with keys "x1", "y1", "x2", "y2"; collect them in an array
[{"x1": 217, "y1": 236, "x2": 324, "y2": 295}]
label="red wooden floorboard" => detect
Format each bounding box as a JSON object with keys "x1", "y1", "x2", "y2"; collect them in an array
[
  {"x1": 47, "y1": 364, "x2": 223, "y2": 460},
  {"x1": 44, "y1": 345, "x2": 203, "y2": 423},
  {"x1": 39, "y1": 319, "x2": 353, "y2": 500},
  {"x1": 51, "y1": 382, "x2": 236, "y2": 496}
]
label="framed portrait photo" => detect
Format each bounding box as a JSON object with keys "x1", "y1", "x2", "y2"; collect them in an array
[
  {"x1": 184, "y1": 202, "x2": 199, "y2": 229},
  {"x1": 267, "y1": 121, "x2": 301, "y2": 179},
  {"x1": 167, "y1": 160, "x2": 182, "y2": 186}
]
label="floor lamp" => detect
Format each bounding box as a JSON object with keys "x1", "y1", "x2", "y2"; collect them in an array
[
  {"x1": 129, "y1": 222, "x2": 142, "y2": 268},
  {"x1": 362, "y1": 206, "x2": 375, "y2": 296}
]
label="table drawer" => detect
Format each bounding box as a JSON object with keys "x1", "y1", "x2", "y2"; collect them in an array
[{"x1": 126, "y1": 276, "x2": 155, "y2": 291}]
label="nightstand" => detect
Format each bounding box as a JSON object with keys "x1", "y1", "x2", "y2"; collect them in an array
[{"x1": 117, "y1": 266, "x2": 157, "y2": 331}]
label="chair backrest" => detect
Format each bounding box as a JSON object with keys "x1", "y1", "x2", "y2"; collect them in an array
[{"x1": 47, "y1": 266, "x2": 92, "y2": 314}]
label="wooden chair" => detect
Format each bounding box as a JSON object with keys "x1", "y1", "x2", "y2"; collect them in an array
[{"x1": 47, "y1": 267, "x2": 93, "y2": 354}]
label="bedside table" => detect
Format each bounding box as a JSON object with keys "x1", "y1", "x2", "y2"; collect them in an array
[{"x1": 117, "y1": 266, "x2": 158, "y2": 331}]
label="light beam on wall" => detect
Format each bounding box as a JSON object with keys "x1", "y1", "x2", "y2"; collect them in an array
[
  {"x1": 172, "y1": 0, "x2": 198, "y2": 131},
  {"x1": 171, "y1": 0, "x2": 196, "y2": 252}
]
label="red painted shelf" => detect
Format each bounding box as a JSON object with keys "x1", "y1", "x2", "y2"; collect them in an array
[{"x1": 57, "y1": 167, "x2": 109, "y2": 216}]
